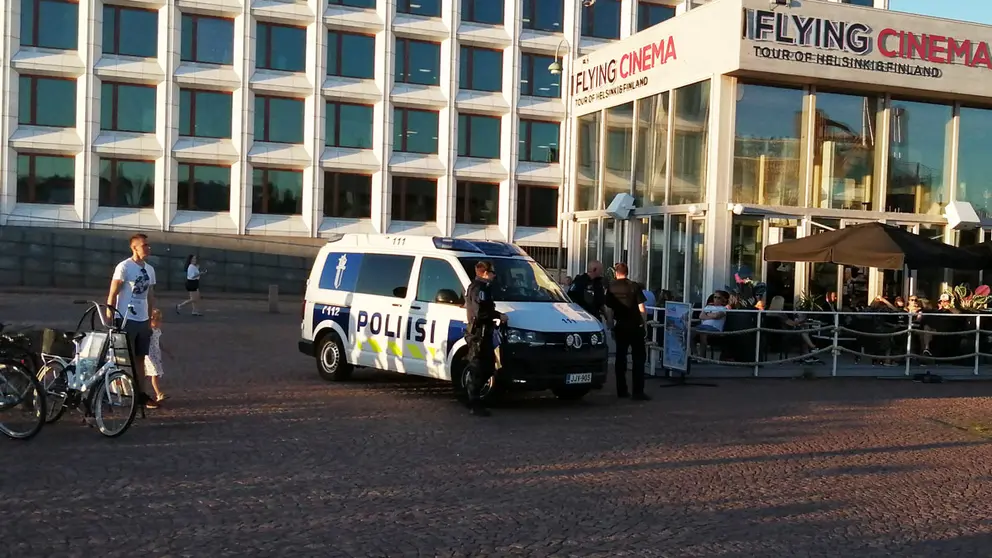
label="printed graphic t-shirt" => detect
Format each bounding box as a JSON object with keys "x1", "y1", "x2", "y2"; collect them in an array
[{"x1": 113, "y1": 259, "x2": 156, "y2": 322}]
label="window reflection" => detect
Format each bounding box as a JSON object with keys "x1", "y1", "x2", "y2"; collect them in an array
[
  {"x1": 460, "y1": 47, "x2": 503, "y2": 92},
  {"x1": 462, "y1": 0, "x2": 503, "y2": 25},
  {"x1": 733, "y1": 84, "x2": 804, "y2": 206},
  {"x1": 22, "y1": 0, "x2": 78, "y2": 50},
  {"x1": 17, "y1": 154, "x2": 75, "y2": 205},
  {"x1": 671, "y1": 80, "x2": 709, "y2": 205},
  {"x1": 181, "y1": 14, "x2": 234, "y2": 65},
  {"x1": 604, "y1": 102, "x2": 633, "y2": 205},
  {"x1": 519, "y1": 120, "x2": 559, "y2": 163},
  {"x1": 326, "y1": 102, "x2": 373, "y2": 149},
  {"x1": 101, "y1": 83, "x2": 156, "y2": 133},
  {"x1": 396, "y1": 39, "x2": 441, "y2": 86},
  {"x1": 329, "y1": 0, "x2": 375, "y2": 7},
  {"x1": 457, "y1": 114, "x2": 501, "y2": 159},
  {"x1": 392, "y1": 177, "x2": 438, "y2": 221},
  {"x1": 103, "y1": 6, "x2": 157, "y2": 58},
  {"x1": 398, "y1": 0, "x2": 440, "y2": 17},
  {"x1": 520, "y1": 53, "x2": 560, "y2": 98},
  {"x1": 516, "y1": 184, "x2": 557, "y2": 227},
  {"x1": 667, "y1": 215, "x2": 687, "y2": 301},
  {"x1": 886, "y1": 99, "x2": 951, "y2": 214},
  {"x1": 254, "y1": 96, "x2": 304, "y2": 144},
  {"x1": 957, "y1": 107, "x2": 992, "y2": 220},
  {"x1": 324, "y1": 172, "x2": 372, "y2": 218},
  {"x1": 252, "y1": 169, "x2": 303, "y2": 215},
  {"x1": 730, "y1": 216, "x2": 763, "y2": 283},
  {"x1": 179, "y1": 89, "x2": 233, "y2": 138},
  {"x1": 20, "y1": 76, "x2": 76, "y2": 127},
  {"x1": 635, "y1": 92, "x2": 669, "y2": 206},
  {"x1": 648, "y1": 216, "x2": 665, "y2": 294},
  {"x1": 98, "y1": 159, "x2": 154, "y2": 208},
  {"x1": 521, "y1": 0, "x2": 562, "y2": 31},
  {"x1": 581, "y1": 0, "x2": 620, "y2": 39},
  {"x1": 575, "y1": 112, "x2": 601, "y2": 211},
  {"x1": 637, "y1": 3, "x2": 675, "y2": 31},
  {"x1": 812, "y1": 91, "x2": 880, "y2": 210},
  {"x1": 327, "y1": 31, "x2": 375, "y2": 79},
  {"x1": 456, "y1": 181, "x2": 499, "y2": 225},
  {"x1": 178, "y1": 163, "x2": 231, "y2": 212},
  {"x1": 256, "y1": 23, "x2": 306, "y2": 72},
  {"x1": 394, "y1": 108, "x2": 439, "y2": 154}
]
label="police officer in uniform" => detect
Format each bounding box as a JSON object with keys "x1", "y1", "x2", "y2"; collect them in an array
[
  {"x1": 464, "y1": 261, "x2": 508, "y2": 416},
  {"x1": 605, "y1": 263, "x2": 651, "y2": 401}
]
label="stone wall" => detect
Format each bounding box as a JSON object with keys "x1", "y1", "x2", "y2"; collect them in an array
[{"x1": 0, "y1": 227, "x2": 324, "y2": 295}]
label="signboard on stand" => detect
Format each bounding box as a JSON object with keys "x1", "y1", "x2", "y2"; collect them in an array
[{"x1": 662, "y1": 301, "x2": 692, "y2": 373}]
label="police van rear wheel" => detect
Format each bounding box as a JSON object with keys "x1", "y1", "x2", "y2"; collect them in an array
[{"x1": 316, "y1": 333, "x2": 351, "y2": 382}]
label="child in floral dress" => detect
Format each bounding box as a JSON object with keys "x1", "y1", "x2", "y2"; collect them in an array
[{"x1": 145, "y1": 308, "x2": 169, "y2": 402}]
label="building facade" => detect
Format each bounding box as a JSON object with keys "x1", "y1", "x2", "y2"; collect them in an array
[
  {"x1": 0, "y1": 0, "x2": 723, "y2": 267},
  {"x1": 565, "y1": 0, "x2": 992, "y2": 307}
]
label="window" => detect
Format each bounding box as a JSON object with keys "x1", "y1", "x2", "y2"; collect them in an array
[
  {"x1": 101, "y1": 83, "x2": 156, "y2": 133},
  {"x1": 671, "y1": 80, "x2": 710, "y2": 205},
  {"x1": 181, "y1": 14, "x2": 234, "y2": 64},
  {"x1": 605, "y1": 102, "x2": 634, "y2": 202},
  {"x1": 637, "y1": 3, "x2": 675, "y2": 31},
  {"x1": 103, "y1": 5, "x2": 157, "y2": 57},
  {"x1": 844, "y1": 0, "x2": 874, "y2": 5},
  {"x1": 581, "y1": 0, "x2": 620, "y2": 39},
  {"x1": 521, "y1": 0, "x2": 562, "y2": 32},
  {"x1": 455, "y1": 181, "x2": 499, "y2": 225},
  {"x1": 392, "y1": 177, "x2": 437, "y2": 222},
  {"x1": 957, "y1": 107, "x2": 992, "y2": 220},
  {"x1": 393, "y1": 108, "x2": 439, "y2": 154},
  {"x1": 179, "y1": 89, "x2": 233, "y2": 138},
  {"x1": 416, "y1": 258, "x2": 464, "y2": 304},
  {"x1": 457, "y1": 257, "x2": 567, "y2": 302},
  {"x1": 458, "y1": 114, "x2": 501, "y2": 159},
  {"x1": 324, "y1": 172, "x2": 372, "y2": 218},
  {"x1": 886, "y1": 99, "x2": 952, "y2": 214},
  {"x1": 326, "y1": 31, "x2": 375, "y2": 79},
  {"x1": 733, "y1": 84, "x2": 804, "y2": 206},
  {"x1": 459, "y1": 47, "x2": 502, "y2": 92},
  {"x1": 256, "y1": 22, "x2": 306, "y2": 72},
  {"x1": 811, "y1": 91, "x2": 880, "y2": 211},
  {"x1": 575, "y1": 112, "x2": 600, "y2": 211},
  {"x1": 252, "y1": 169, "x2": 303, "y2": 215},
  {"x1": 17, "y1": 154, "x2": 75, "y2": 205},
  {"x1": 21, "y1": 0, "x2": 78, "y2": 50},
  {"x1": 520, "y1": 53, "x2": 559, "y2": 98},
  {"x1": 329, "y1": 0, "x2": 375, "y2": 7},
  {"x1": 398, "y1": 0, "x2": 440, "y2": 17},
  {"x1": 254, "y1": 96, "x2": 304, "y2": 144},
  {"x1": 462, "y1": 0, "x2": 502, "y2": 25},
  {"x1": 98, "y1": 159, "x2": 154, "y2": 208},
  {"x1": 178, "y1": 164, "x2": 231, "y2": 212},
  {"x1": 519, "y1": 120, "x2": 559, "y2": 163},
  {"x1": 326, "y1": 102, "x2": 373, "y2": 149},
  {"x1": 396, "y1": 38, "x2": 441, "y2": 85},
  {"x1": 355, "y1": 254, "x2": 415, "y2": 298},
  {"x1": 19, "y1": 76, "x2": 75, "y2": 127},
  {"x1": 516, "y1": 184, "x2": 557, "y2": 228},
  {"x1": 635, "y1": 91, "x2": 670, "y2": 206}
]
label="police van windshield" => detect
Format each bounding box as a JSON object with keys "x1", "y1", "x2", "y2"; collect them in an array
[{"x1": 459, "y1": 257, "x2": 568, "y2": 303}]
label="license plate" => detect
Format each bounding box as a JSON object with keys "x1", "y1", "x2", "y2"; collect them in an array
[{"x1": 566, "y1": 373, "x2": 592, "y2": 385}]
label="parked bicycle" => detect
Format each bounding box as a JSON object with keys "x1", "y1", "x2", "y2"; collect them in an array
[
  {"x1": 35, "y1": 301, "x2": 140, "y2": 438},
  {"x1": 0, "y1": 324, "x2": 46, "y2": 440}
]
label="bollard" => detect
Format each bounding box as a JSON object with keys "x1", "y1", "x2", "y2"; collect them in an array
[{"x1": 268, "y1": 284, "x2": 279, "y2": 313}]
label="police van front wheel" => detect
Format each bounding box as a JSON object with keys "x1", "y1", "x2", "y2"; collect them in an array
[
  {"x1": 316, "y1": 333, "x2": 352, "y2": 382},
  {"x1": 454, "y1": 361, "x2": 498, "y2": 404}
]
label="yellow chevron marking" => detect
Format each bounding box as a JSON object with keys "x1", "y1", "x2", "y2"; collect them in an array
[
  {"x1": 406, "y1": 344, "x2": 424, "y2": 360},
  {"x1": 367, "y1": 339, "x2": 381, "y2": 353},
  {"x1": 356, "y1": 339, "x2": 363, "y2": 351},
  {"x1": 428, "y1": 346, "x2": 437, "y2": 360},
  {"x1": 387, "y1": 341, "x2": 403, "y2": 357}
]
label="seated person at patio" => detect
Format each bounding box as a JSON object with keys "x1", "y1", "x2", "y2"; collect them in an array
[
  {"x1": 694, "y1": 290, "x2": 729, "y2": 357},
  {"x1": 772, "y1": 296, "x2": 822, "y2": 364},
  {"x1": 920, "y1": 293, "x2": 963, "y2": 357}
]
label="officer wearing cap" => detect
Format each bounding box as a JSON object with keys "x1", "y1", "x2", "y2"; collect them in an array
[{"x1": 463, "y1": 260, "x2": 508, "y2": 416}]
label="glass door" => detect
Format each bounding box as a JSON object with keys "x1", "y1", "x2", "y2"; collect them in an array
[{"x1": 763, "y1": 220, "x2": 798, "y2": 305}]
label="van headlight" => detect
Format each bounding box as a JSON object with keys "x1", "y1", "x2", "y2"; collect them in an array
[{"x1": 506, "y1": 328, "x2": 544, "y2": 345}]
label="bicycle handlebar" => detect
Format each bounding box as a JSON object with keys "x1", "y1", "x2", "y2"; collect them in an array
[{"x1": 72, "y1": 301, "x2": 136, "y2": 331}]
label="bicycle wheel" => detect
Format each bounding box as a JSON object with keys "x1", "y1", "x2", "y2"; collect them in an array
[
  {"x1": 37, "y1": 362, "x2": 69, "y2": 424},
  {"x1": 0, "y1": 360, "x2": 46, "y2": 440},
  {"x1": 92, "y1": 370, "x2": 137, "y2": 438}
]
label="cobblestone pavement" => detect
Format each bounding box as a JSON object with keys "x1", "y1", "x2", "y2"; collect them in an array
[{"x1": 3, "y1": 292, "x2": 992, "y2": 557}]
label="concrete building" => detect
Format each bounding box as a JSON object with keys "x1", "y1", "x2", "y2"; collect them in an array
[
  {"x1": 564, "y1": 0, "x2": 992, "y2": 307},
  {"x1": 0, "y1": 0, "x2": 753, "y2": 270}
]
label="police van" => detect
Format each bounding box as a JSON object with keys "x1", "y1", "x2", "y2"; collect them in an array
[{"x1": 298, "y1": 234, "x2": 608, "y2": 401}]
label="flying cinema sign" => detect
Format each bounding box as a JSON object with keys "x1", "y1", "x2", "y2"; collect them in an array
[
  {"x1": 572, "y1": 35, "x2": 677, "y2": 107},
  {"x1": 742, "y1": 8, "x2": 992, "y2": 78}
]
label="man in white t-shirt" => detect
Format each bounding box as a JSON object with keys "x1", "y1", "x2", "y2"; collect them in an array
[{"x1": 107, "y1": 233, "x2": 158, "y2": 408}]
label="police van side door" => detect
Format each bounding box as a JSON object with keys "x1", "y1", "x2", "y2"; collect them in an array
[
  {"x1": 407, "y1": 256, "x2": 469, "y2": 380},
  {"x1": 350, "y1": 253, "x2": 417, "y2": 372}
]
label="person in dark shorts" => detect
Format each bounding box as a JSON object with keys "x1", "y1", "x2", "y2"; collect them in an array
[
  {"x1": 106, "y1": 233, "x2": 159, "y2": 409},
  {"x1": 176, "y1": 254, "x2": 205, "y2": 316}
]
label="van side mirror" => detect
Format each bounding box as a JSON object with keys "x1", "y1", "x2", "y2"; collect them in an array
[
  {"x1": 393, "y1": 286, "x2": 407, "y2": 298},
  {"x1": 434, "y1": 288, "x2": 463, "y2": 305}
]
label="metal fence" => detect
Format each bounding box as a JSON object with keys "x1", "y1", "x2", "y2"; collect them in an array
[{"x1": 642, "y1": 307, "x2": 992, "y2": 378}]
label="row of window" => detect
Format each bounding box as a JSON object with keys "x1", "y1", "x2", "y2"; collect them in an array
[
  {"x1": 21, "y1": 0, "x2": 676, "y2": 54},
  {"x1": 13, "y1": 155, "x2": 558, "y2": 226},
  {"x1": 18, "y1": 76, "x2": 560, "y2": 160}
]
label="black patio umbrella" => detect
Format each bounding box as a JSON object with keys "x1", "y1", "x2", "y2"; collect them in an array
[
  {"x1": 961, "y1": 241, "x2": 992, "y2": 268},
  {"x1": 762, "y1": 222, "x2": 981, "y2": 270}
]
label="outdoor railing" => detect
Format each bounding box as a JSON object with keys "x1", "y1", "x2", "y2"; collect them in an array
[{"x1": 643, "y1": 307, "x2": 992, "y2": 378}]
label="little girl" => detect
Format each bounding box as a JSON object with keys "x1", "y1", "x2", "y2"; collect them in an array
[{"x1": 145, "y1": 308, "x2": 170, "y2": 403}]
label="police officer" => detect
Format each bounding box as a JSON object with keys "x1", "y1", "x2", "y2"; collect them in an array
[
  {"x1": 568, "y1": 260, "x2": 607, "y2": 321},
  {"x1": 463, "y1": 260, "x2": 508, "y2": 416},
  {"x1": 605, "y1": 263, "x2": 650, "y2": 401}
]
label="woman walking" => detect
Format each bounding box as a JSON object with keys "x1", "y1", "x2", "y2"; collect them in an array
[{"x1": 176, "y1": 254, "x2": 205, "y2": 316}]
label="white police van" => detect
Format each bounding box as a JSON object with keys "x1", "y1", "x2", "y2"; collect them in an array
[{"x1": 298, "y1": 234, "x2": 608, "y2": 400}]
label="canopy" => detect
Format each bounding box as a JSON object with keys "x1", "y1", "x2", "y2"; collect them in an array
[
  {"x1": 762, "y1": 222, "x2": 981, "y2": 270},
  {"x1": 961, "y1": 241, "x2": 992, "y2": 268}
]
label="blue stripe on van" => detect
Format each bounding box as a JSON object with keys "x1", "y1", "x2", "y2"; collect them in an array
[{"x1": 313, "y1": 304, "x2": 351, "y2": 341}]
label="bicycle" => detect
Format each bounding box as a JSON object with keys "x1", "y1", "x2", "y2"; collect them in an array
[
  {"x1": 0, "y1": 324, "x2": 47, "y2": 440},
  {"x1": 35, "y1": 301, "x2": 141, "y2": 438}
]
